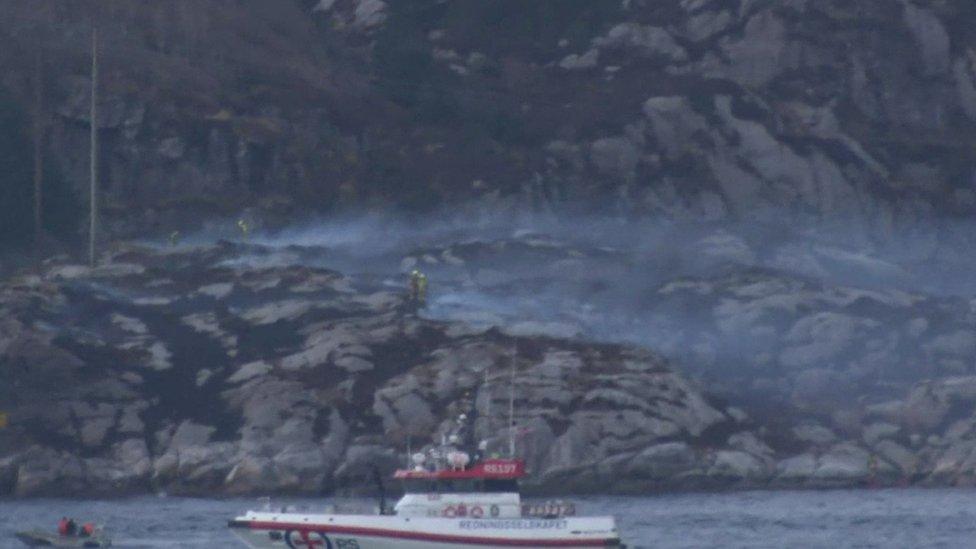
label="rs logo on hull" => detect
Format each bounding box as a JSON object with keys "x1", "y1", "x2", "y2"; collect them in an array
[
  {"x1": 285, "y1": 530, "x2": 331, "y2": 549},
  {"x1": 284, "y1": 530, "x2": 360, "y2": 549}
]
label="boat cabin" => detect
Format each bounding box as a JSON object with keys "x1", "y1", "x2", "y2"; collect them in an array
[{"x1": 392, "y1": 457, "x2": 526, "y2": 519}]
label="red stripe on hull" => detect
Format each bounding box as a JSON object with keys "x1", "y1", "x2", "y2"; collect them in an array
[{"x1": 238, "y1": 520, "x2": 617, "y2": 547}]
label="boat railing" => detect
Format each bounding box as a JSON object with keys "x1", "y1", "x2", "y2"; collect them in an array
[
  {"x1": 326, "y1": 502, "x2": 382, "y2": 515},
  {"x1": 250, "y1": 498, "x2": 378, "y2": 516}
]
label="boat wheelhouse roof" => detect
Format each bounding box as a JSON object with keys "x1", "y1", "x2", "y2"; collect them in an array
[{"x1": 393, "y1": 458, "x2": 525, "y2": 481}]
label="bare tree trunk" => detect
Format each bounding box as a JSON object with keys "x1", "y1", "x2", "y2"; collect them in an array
[
  {"x1": 89, "y1": 25, "x2": 99, "y2": 267},
  {"x1": 33, "y1": 46, "x2": 44, "y2": 250}
]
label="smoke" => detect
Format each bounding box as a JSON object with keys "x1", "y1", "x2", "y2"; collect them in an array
[{"x1": 163, "y1": 205, "x2": 976, "y2": 410}]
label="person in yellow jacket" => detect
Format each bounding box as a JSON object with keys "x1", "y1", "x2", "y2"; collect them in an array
[
  {"x1": 409, "y1": 270, "x2": 428, "y2": 306},
  {"x1": 237, "y1": 219, "x2": 251, "y2": 239}
]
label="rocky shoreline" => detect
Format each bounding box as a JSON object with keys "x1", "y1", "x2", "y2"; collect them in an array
[{"x1": 2, "y1": 240, "x2": 976, "y2": 498}]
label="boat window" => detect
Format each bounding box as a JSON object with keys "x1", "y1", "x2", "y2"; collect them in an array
[
  {"x1": 403, "y1": 478, "x2": 509, "y2": 493},
  {"x1": 484, "y1": 478, "x2": 518, "y2": 492},
  {"x1": 438, "y1": 479, "x2": 475, "y2": 493},
  {"x1": 402, "y1": 480, "x2": 435, "y2": 493},
  {"x1": 458, "y1": 479, "x2": 478, "y2": 492}
]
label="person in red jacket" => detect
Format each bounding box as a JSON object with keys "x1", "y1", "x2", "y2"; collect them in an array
[
  {"x1": 57, "y1": 517, "x2": 69, "y2": 536},
  {"x1": 80, "y1": 523, "x2": 95, "y2": 537}
]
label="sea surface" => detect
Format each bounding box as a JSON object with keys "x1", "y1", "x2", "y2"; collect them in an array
[{"x1": 2, "y1": 489, "x2": 975, "y2": 548}]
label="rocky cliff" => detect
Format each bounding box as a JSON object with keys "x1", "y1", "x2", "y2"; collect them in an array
[
  {"x1": 3, "y1": 0, "x2": 976, "y2": 498},
  {"x1": 1, "y1": 0, "x2": 975, "y2": 246},
  {"x1": 0, "y1": 241, "x2": 737, "y2": 496},
  {"x1": 4, "y1": 237, "x2": 976, "y2": 497}
]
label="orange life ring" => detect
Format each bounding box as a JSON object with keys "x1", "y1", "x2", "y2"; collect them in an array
[
  {"x1": 443, "y1": 505, "x2": 457, "y2": 518},
  {"x1": 470, "y1": 506, "x2": 484, "y2": 518}
]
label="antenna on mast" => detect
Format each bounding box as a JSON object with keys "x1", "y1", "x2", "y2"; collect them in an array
[
  {"x1": 484, "y1": 368, "x2": 491, "y2": 429},
  {"x1": 508, "y1": 362, "x2": 516, "y2": 458},
  {"x1": 406, "y1": 435, "x2": 412, "y2": 469}
]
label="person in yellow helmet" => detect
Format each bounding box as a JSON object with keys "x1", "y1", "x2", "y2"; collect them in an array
[{"x1": 409, "y1": 269, "x2": 428, "y2": 306}]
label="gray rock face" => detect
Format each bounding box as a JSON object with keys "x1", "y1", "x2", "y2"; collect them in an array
[
  {"x1": 628, "y1": 442, "x2": 697, "y2": 480},
  {"x1": 863, "y1": 423, "x2": 900, "y2": 447},
  {"x1": 680, "y1": 9, "x2": 733, "y2": 42},
  {"x1": 352, "y1": 0, "x2": 387, "y2": 29},
  {"x1": 559, "y1": 49, "x2": 599, "y2": 70},
  {"x1": 14, "y1": 447, "x2": 87, "y2": 496},
  {"x1": 776, "y1": 454, "x2": 817, "y2": 482},
  {"x1": 814, "y1": 444, "x2": 871, "y2": 483},
  {"x1": 875, "y1": 440, "x2": 916, "y2": 474},
  {"x1": 708, "y1": 450, "x2": 767, "y2": 480},
  {"x1": 590, "y1": 137, "x2": 640, "y2": 181},
  {"x1": 393, "y1": 221, "x2": 976, "y2": 492},
  {"x1": 0, "y1": 243, "x2": 739, "y2": 496},
  {"x1": 0, "y1": 1, "x2": 972, "y2": 234},
  {"x1": 642, "y1": 97, "x2": 709, "y2": 160},
  {"x1": 708, "y1": 10, "x2": 802, "y2": 87},
  {"x1": 902, "y1": 2, "x2": 951, "y2": 75},
  {"x1": 5, "y1": 230, "x2": 976, "y2": 495},
  {"x1": 594, "y1": 23, "x2": 688, "y2": 62}
]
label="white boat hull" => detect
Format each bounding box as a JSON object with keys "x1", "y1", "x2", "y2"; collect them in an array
[{"x1": 229, "y1": 512, "x2": 622, "y2": 548}]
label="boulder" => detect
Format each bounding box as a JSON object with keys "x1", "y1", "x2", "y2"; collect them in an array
[
  {"x1": 169, "y1": 421, "x2": 216, "y2": 451},
  {"x1": 241, "y1": 300, "x2": 315, "y2": 325},
  {"x1": 728, "y1": 431, "x2": 774, "y2": 462},
  {"x1": 224, "y1": 456, "x2": 277, "y2": 493},
  {"x1": 628, "y1": 442, "x2": 697, "y2": 479},
  {"x1": 875, "y1": 440, "x2": 916, "y2": 474},
  {"x1": 559, "y1": 49, "x2": 599, "y2": 70},
  {"x1": 353, "y1": 0, "x2": 387, "y2": 29},
  {"x1": 681, "y1": 9, "x2": 733, "y2": 42},
  {"x1": 781, "y1": 313, "x2": 878, "y2": 369},
  {"x1": 228, "y1": 360, "x2": 273, "y2": 384},
  {"x1": 595, "y1": 23, "x2": 688, "y2": 62},
  {"x1": 863, "y1": 423, "x2": 900, "y2": 447},
  {"x1": 929, "y1": 441, "x2": 976, "y2": 482},
  {"x1": 813, "y1": 444, "x2": 871, "y2": 482},
  {"x1": 776, "y1": 453, "x2": 817, "y2": 481},
  {"x1": 175, "y1": 443, "x2": 237, "y2": 487},
  {"x1": 708, "y1": 450, "x2": 767, "y2": 480}
]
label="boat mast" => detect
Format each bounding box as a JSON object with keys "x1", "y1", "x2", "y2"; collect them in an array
[
  {"x1": 484, "y1": 368, "x2": 491, "y2": 432},
  {"x1": 508, "y1": 363, "x2": 516, "y2": 457}
]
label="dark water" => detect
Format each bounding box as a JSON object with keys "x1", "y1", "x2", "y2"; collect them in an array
[{"x1": 2, "y1": 489, "x2": 975, "y2": 548}]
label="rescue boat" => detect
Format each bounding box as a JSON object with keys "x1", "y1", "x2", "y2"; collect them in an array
[
  {"x1": 229, "y1": 414, "x2": 624, "y2": 549},
  {"x1": 229, "y1": 453, "x2": 622, "y2": 548},
  {"x1": 14, "y1": 530, "x2": 111, "y2": 547},
  {"x1": 230, "y1": 368, "x2": 625, "y2": 548}
]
